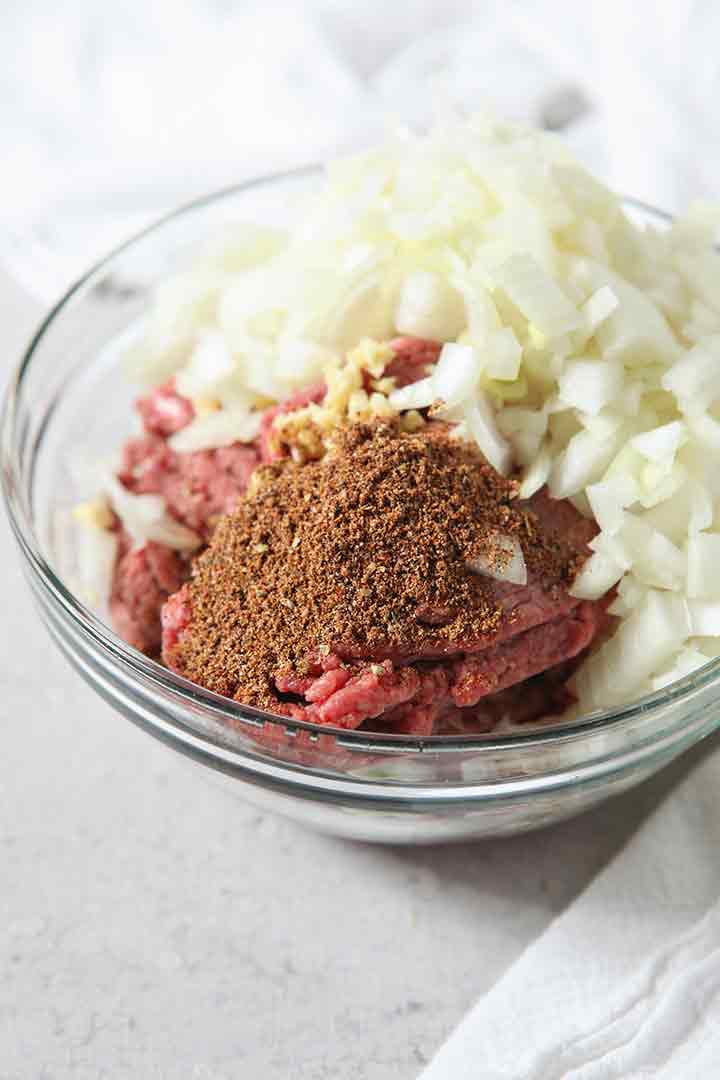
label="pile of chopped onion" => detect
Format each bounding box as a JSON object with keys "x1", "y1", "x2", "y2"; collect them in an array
[
  {"x1": 115, "y1": 110, "x2": 720, "y2": 713},
  {"x1": 104, "y1": 476, "x2": 201, "y2": 553}
]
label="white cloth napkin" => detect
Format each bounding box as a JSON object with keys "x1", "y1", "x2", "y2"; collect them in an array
[
  {"x1": 421, "y1": 737, "x2": 720, "y2": 1079},
  {"x1": 5, "y1": 0, "x2": 719, "y2": 303},
  {"x1": 0, "y1": 1, "x2": 381, "y2": 303}
]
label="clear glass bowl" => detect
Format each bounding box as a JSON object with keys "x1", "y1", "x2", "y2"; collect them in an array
[{"x1": 3, "y1": 170, "x2": 720, "y2": 844}]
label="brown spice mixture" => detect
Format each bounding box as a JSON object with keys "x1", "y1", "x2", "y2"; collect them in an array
[{"x1": 169, "y1": 421, "x2": 584, "y2": 708}]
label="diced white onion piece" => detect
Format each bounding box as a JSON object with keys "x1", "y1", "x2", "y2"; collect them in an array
[
  {"x1": 606, "y1": 595, "x2": 628, "y2": 618},
  {"x1": 670, "y1": 206, "x2": 720, "y2": 253},
  {"x1": 76, "y1": 527, "x2": 118, "y2": 608},
  {"x1": 637, "y1": 464, "x2": 684, "y2": 510},
  {"x1": 493, "y1": 253, "x2": 581, "y2": 337},
  {"x1": 463, "y1": 396, "x2": 512, "y2": 475},
  {"x1": 586, "y1": 480, "x2": 635, "y2": 535},
  {"x1": 519, "y1": 444, "x2": 552, "y2": 499},
  {"x1": 693, "y1": 636, "x2": 720, "y2": 659},
  {"x1": 203, "y1": 223, "x2": 287, "y2": 272},
  {"x1": 689, "y1": 482, "x2": 715, "y2": 535},
  {"x1": 618, "y1": 381, "x2": 644, "y2": 417},
  {"x1": 453, "y1": 278, "x2": 501, "y2": 342},
  {"x1": 552, "y1": 162, "x2": 621, "y2": 223},
  {"x1": 688, "y1": 412, "x2": 720, "y2": 450},
  {"x1": 143, "y1": 517, "x2": 203, "y2": 552},
  {"x1": 675, "y1": 250, "x2": 720, "y2": 315},
  {"x1": 573, "y1": 590, "x2": 690, "y2": 707},
  {"x1": 686, "y1": 533, "x2": 720, "y2": 599},
  {"x1": 650, "y1": 646, "x2": 708, "y2": 691},
  {"x1": 603, "y1": 445, "x2": 645, "y2": 499},
  {"x1": 394, "y1": 271, "x2": 466, "y2": 341},
  {"x1": 67, "y1": 449, "x2": 121, "y2": 497},
  {"x1": 581, "y1": 285, "x2": 619, "y2": 334},
  {"x1": 607, "y1": 573, "x2": 647, "y2": 617},
  {"x1": 388, "y1": 376, "x2": 436, "y2": 411},
  {"x1": 616, "y1": 514, "x2": 685, "y2": 590},
  {"x1": 273, "y1": 339, "x2": 337, "y2": 387},
  {"x1": 123, "y1": 268, "x2": 225, "y2": 386},
  {"x1": 107, "y1": 483, "x2": 164, "y2": 524},
  {"x1": 106, "y1": 478, "x2": 201, "y2": 552},
  {"x1": 589, "y1": 531, "x2": 633, "y2": 571},
  {"x1": 570, "y1": 550, "x2": 626, "y2": 600},
  {"x1": 580, "y1": 410, "x2": 623, "y2": 440},
  {"x1": 449, "y1": 419, "x2": 469, "y2": 443},
  {"x1": 323, "y1": 269, "x2": 395, "y2": 351},
  {"x1": 662, "y1": 336, "x2": 720, "y2": 415},
  {"x1": 241, "y1": 344, "x2": 290, "y2": 401},
  {"x1": 688, "y1": 600, "x2": 720, "y2": 637},
  {"x1": 549, "y1": 427, "x2": 621, "y2": 499},
  {"x1": 217, "y1": 264, "x2": 290, "y2": 346},
  {"x1": 485, "y1": 328, "x2": 522, "y2": 381},
  {"x1": 467, "y1": 534, "x2": 527, "y2": 586},
  {"x1": 168, "y1": 408, "x2": 262, "y2": 453},
  {"x1": 630, "y1": 420, "x2": 688, "y2": 463},
  {"x1": 682, "y1": 299, "x2": 720, "y2": 344},
  {"x1": 432, "y1": 344, "x2": 480, "y2": 406},
  {"x1": 570, "y1": 218, "x2": 609, "y2": 264},
  {"x1": 175, "y1": 330, "x2": 236, "y2": 398},
  {"x1": 497, "y1": 406, "x2": 548, "y2": 466},
  {"x1": 557, "y1": 357, "x2": 623, "y2": 415},
  {"x1": 590, "y1": 269, "x2": 681, "y2": 367}
]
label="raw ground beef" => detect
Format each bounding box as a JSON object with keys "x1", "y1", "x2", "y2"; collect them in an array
[
  {"x1": 110, "y1": 378, "x2": 260, "y2": 650},
  {"x1": 110, "y1": 337, "x2": 609, "y2": 735},
  {"x1": 161, "y1": 570, "x2": 605, "y2": 735},
  {"x1": 385, "y1": 336, "x2": 442, "y2": 385},
  {"x1": 119, "y1": 435, "x2": 259, "y2": 536},
  {"x1": 110, "y1": 531, "x2": 188, "y2": 654}
]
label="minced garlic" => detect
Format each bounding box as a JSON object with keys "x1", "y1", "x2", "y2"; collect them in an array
[
  {"x1": 73, "y1": 496, "x2": 115, "y2": 532},
  {"x1": 272, "y1": 338, "x2": 400, "y2": 460},
  {"x1": 400, "y1": 409, "x2": 426, "y2": 433},
  {"x1": 192, "y1": 396, "x2": 222, "y2": 418}
]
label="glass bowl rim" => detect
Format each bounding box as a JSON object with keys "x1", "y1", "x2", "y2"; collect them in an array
[{"x1": 3, "y1": 167, "x2": 718, "y2": 755}]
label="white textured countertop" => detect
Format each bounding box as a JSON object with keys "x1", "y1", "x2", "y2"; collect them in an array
[{"x1": 0, "y1": 276, "x2": 704, "y2": 1078}]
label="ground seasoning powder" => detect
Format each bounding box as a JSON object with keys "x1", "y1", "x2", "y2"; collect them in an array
[{"x1": 167, "y1": 421, "x2": 584, "y2": 709}]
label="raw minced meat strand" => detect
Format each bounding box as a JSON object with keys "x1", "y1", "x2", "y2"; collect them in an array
[{"x1": 119, "y1": 435, "x2": 260, "y2": 536}]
